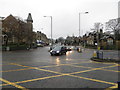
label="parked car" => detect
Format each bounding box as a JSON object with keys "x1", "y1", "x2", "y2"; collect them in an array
[
  {"x1": 50, "y1": 46, "x2": 67, "y2": 56},
  {"x1": 37, "y1": 43, "x2": 44, "y2": 47}
]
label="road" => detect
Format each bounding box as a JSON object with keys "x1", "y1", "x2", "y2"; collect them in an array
[{"x1": 1, "y1": 46, "x2": 119, "y2": 89}]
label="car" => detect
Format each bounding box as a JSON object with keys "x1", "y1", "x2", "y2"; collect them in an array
[
  {"x1": 50, "y1": 46, "x2": 67, "y2": 56},
  {"x1": 77, "y1": 47, "x2": 82, "y2": 53},
  {"x1": 66, "y1": 47, "x2": 72, "y2": 51}
]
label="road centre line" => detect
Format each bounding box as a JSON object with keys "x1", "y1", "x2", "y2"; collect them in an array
[{"x1": 0, "y1": 78, "x2": 28, "y2": 90}]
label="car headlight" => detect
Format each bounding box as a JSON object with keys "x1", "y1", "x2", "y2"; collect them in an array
[{"x1": 56, "y1": 51, "x2": 60, "y2": 53}]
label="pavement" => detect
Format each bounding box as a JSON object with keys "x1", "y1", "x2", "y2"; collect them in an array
[
  {"x1": 91, "y1": 49, "x2": 120, "y2": 62},
  {"x1": 1, "y1": 46, "x2": 119, "y2": 89}
]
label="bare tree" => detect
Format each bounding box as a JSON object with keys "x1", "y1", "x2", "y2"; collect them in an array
[
  {"x1": 94, "y1": 22, "x2": 103, "y2": 32},
  {"x1": 105, "y1": 19, "x2": 118, "y2": 34}
]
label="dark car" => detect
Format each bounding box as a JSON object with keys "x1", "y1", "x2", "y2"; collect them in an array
[
  {"x1": 50, "y1": 46, "x2": 67, "y2": 56},
  {"x1": 66, "y1": 47, "x2": 72, "y2": 51}
]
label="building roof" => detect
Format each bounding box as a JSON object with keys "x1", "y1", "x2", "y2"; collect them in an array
[{"x1": 27, "y1": 13, "x2": 33, "y2": 22}]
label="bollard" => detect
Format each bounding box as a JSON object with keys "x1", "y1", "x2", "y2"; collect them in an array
[{"x1": 93, "y1": 51, "x2": 97, "y2": 58}]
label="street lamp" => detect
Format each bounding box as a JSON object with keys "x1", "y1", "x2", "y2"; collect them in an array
[
  {"x1": 44, "y1": 16, "x2": 53, "y2": 46},
  {"x1": 79, "y1": 12, "x2": 88, "y2": 45}
]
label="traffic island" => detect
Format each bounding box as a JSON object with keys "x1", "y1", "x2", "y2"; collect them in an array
[
  {"x1": 91, "y1": 57, "x2": 120, "y2": 63},
  {"x1": 91, "y1": 50, "x2": 120, "y2": 63}
]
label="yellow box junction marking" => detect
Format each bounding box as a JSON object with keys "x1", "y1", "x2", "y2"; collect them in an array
[
  {"x1": 68, "y1": 74, "x2": 116, "y2": 85},
  {"x1": 0, "y1": 78, "x2": 28, "y2": 90},
  {"x1": 1, "y1": 68, "x2": 32, "y2": 73},
  {"x1": 1, "y1": 61, "x2": 90, "y2": 73},
  {"x1": 1, "y1": 63, "x2": 117, "y2": 86},
  {"x1": 1, "y1": 62, "x2": 118, "y2": 89},
  {"x1": 15, "y1": 74, "x2": 64, "y2": 84},
  {"x1": 2, "y1": 62, "x2": 118, "y2": 73},
  {"x1": 105, "y1": 84, "x2": 118, "y2": 90}
]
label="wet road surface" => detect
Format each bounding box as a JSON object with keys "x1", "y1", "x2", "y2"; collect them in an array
[{"x1": 1, "y1": 46, "x2": 119, "y2": 89}]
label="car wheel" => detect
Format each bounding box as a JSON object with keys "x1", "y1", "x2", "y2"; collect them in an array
[
  {"x1": 59, "y1": 53, "x2": 62, "y2": 55},
  {"x1": 64, "y1": 52, "x2": 66, "y2": 55},
  {"x1": 51, "y1": 54, "x2": 53, "y2": 56}
]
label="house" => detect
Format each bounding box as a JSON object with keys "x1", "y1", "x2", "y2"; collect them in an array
[
  {"x1": 36, "y1": 31, "x2": 49, "y2": 45},
  {"x1": 2, "y1": 13, "x2": 33, "y2": 46}
]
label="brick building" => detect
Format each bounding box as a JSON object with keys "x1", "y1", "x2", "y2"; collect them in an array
[{"x1": 2, "y1": 13, "x2": 33, "y2": 46}]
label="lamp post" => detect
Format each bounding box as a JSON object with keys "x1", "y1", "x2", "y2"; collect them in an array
[
  {"x1": 0, "y1": 16, "x2": 4, "y2": 30},
  {"x1": 44, "y1": 16, "x2": 53, "y2": 47},
  {"x1": 0, "y1": 16, "x2": 4, "y2": 45},
  {"x1": 79, "y1": 12, "x2": 88, "y2": 45}
]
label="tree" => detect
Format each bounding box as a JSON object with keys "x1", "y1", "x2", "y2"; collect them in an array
[
  {"x1": 105, "y1": 19, "x2": 118, "y2": 34},
  {"x1": 57, "y1": 37, "x2": 65, "y2": 44},
  {"x1": 94, "y1": 22, "x2": 103, "y2": 32},
  {"x1": 2, "y1": 15, "x2": 34, "y2": 46},
  {"x1": 106, "y1": 19, "x2": 120, "y2": 40}
]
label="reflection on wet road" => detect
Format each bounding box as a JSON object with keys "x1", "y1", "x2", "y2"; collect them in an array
[{"x1": 1, "y1": 46, "x2": 119, "y2": 89}]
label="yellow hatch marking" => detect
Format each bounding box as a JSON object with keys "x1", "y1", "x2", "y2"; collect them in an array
[{"x1": 0, "y1": 78, "x2": 29, "y2": 90}]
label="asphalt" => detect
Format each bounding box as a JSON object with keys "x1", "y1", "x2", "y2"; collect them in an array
[{"x1": 1, "y1": 46, "x2": 119, "y2": 89}]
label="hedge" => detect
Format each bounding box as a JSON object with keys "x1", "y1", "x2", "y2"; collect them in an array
[{"x1": 2, "y1": 44, "x2": 28, "y2": 51}]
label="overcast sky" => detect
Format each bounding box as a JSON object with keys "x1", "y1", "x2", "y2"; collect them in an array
[{"x1": 0, "y1": 0, "x2": 119, "y2": 39}]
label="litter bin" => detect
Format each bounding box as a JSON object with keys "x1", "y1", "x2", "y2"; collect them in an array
[
  {"x1": 96, "y1": 50, "x2": 99, "y2": 59},
  {"x1": 96, "y1": 51, "x2": 103, "y2": 59},
  {"x1": 98, "y1": 51, "x2": 103, "y2": 59}
]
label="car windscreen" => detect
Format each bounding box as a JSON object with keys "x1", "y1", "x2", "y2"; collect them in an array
[{"x1": 52, "y1": 46, "x2": 61, "y2": 51}]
